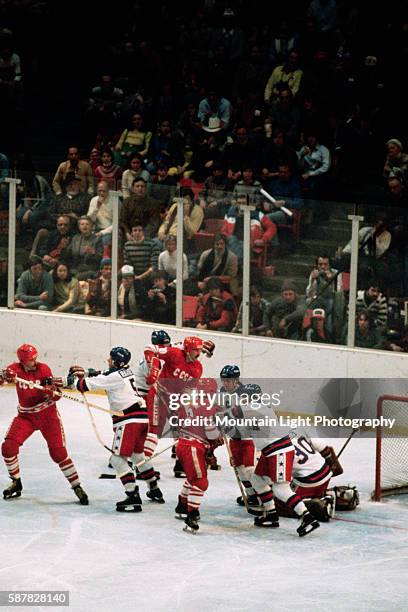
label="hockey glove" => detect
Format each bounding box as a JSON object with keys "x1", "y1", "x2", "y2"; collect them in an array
[
  {"x1": 43, "y1": 384, "x2": 61, "y2": 401},
  {"x1": 1, "y1": 367, "x2": 16, "y2": 384},
  {"x1": 202, "y1": 340, "x2": 215, "y2": 358},
  {"x1": 146, "y1": 356, "x2": 161, "y2": 386}
]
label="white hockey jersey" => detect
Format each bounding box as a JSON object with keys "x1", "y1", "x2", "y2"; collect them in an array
[
  {"x1": 84, "y1": 367, "x2": 147, "y2": 425},
  {"x1": 291, "y1": 436, "x2": 332, "y2": 488}
]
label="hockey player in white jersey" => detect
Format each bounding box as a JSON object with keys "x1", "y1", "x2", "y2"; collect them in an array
[
  {"x1": 223, "y1": 376, "x2": 320, "y2": 536},
  {"x1": 70, "y1": 346, "x2": 164, "y2": 511}
]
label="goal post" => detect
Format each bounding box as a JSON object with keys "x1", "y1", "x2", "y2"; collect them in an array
[{"x1": 373, "y1": 395, "x2": 408, "y2": 501}]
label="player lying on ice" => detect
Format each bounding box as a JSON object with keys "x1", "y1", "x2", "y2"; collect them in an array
[{"x1": 1, "y1": 344, "x2": 88, "y2": 505}]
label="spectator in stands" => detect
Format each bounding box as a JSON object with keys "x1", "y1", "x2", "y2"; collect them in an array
[
  {"x1": 269, "y1": 87, "x2": 301, "y2": 148},
  {"x1": 158, "y1": 235, "x2": 189, "y2": 283},
  {"x1": 89, "y1": 147, "x2": 101, "y2": 173},
  {"x1": 142, "y1": 271, "x2": 176, "y2": 324},
  {"x1": 264, "y1": 50, "x2": 303, "y2": 103},
  {"x1": 85, "y1": 258, "x2": 112, "y2": 317},
  {"x1": 176, "y1": 101, "x2": 202, "y2": 148},
  {"x1": 0, "y1": 39, "x2": 22, "y2": 111},
  {"x1": 346, "y1": 310, "x2": 385, "y2": 350},
  {"x1": 385, "y1": 176, "x2": 408, "y2": 207},
  {"x1": 16, "y1": 192, "x2": 51, "y2": 241},
  {"x1": 307, "y1": 0, "x2": 337, "y2": 33},
  {"x1": 223, "y1": 126, "x2": 260, "y2": 176},
  {"x1": 197, "y1": 233, "x2": 238, "y2": 289},
  {"x1": 86, "y1": 74, "x2": 124, "y2": 143},
  {"x1": 118, "y1": 264, "x2": 141, "y2": 320},
  {"x1": 37, "y1": 214, "x2": 73, "y2": 269},
  {"x1": 198, "y1": 90, "x2": 232, "y2": 133},
  {"x1": 52, "y1": 146, "x2": 94, "y2": 195},
  {"x1": 232, "y1": 166, "x2": 262, "y2": 200},
  {"x1": 264, "y1": 162, "x2": 304, "y2": 226},
  {"x1": 93, "y1": 148, "x2": 122, "y2": 189},
  {"x1": 158, "y1": 188, "x2": 204, "y2": 252},
  {"x1": 121, "y1": 153, "x2": 151, "y2": 198},
  {"x1": 201, "y1": 163, "x2": 232, "y2": 219},
  {"x1": 383, "y1": 138, "x2": 408, "y2": 184},
  {"x1": 355, "y1": 282, "x2": 388, "y2": 329},
  {"x1": 306, "y1": 254, "x2": 337, "y2": 330},
  {"x1": 147, "y1": 119, "x2": 185, "y2": 172},
  {"x1": 114, "y1": 113, "x2": 152, "y2": 167},
  {"x1": 303, "y1": 307, "x2": 331, "y2": 343},
  {"x1": 208, "y1": 7, "x2": 246, "y2": 65},
  {"x1": 222, "y1": 194, "x2": 277, "y2": 263},
  {"x1": 260, "y1": 128, "x2": 299, "y2": 181},
  {"x1": 386, "y1": 325, "x2": 408, "y2": 353},
  {"x1": 87, "y1": 181, "x2": 114, "y2": 259},
  {"x1": 297, "y1": 129, "x2": 331, "y2": 192},
  {"x1": 50, "y1": 173, "x2": 91, "y2": 231},
  {"x1": 51, "y1": 263, "x2": 80, "y2": 313},
  {"x1": 188, "y1": 129, "x2": 225, "y2": 182},
  {"x1": 196, "y1": 277, "x2": 237, "y2": 332},
  {"x1": 123, "y1": 224, "x2": 160, "y2": 285},
  {"x1": 61, "y1": 215, "x2": 103, "y2": 276},
  {"x1": 263, "y1": 279, "x2": 306, "y2": 339},
  {"x1": 120, "y1": 177, "x2": 163, "y2": 240},
  {"x1": 15, "y1": 256, "x2": 54, "y2": 311},
  {"x1": 233, "y1": 285, "x2": 269, "y2": 335},
  {"x1": 148, "y1": 160, "x2": 178, "y2": 207},
  {"x1": 267, "y1": 20, "x2": 298, "y2": 67}
]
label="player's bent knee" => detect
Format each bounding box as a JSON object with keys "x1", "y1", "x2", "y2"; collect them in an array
[
  {"x1": 2, "y1": 438, "x2": 19, "y2": 458},
  {"x1": 48, "y1": 446, "x2": 68, "y2": 463},
  {"x1": 193, "y1": 477, "x2": 209, "y2": 492}
]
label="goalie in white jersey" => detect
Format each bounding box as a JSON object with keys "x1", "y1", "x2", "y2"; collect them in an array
[{"x1": 70, "y1": 346, "x2": 164, "y2": 512}]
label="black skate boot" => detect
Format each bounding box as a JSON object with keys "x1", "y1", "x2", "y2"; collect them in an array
[
  {"x1": 173, "y1": 459, "x2": 186, "y2": 478},
  {"x1": 116, "y1": 487, "x2": 142, "y2": 512},
  {"x1": 183, "y1": 511, "x2": 199, "y2": 533},
  {"x1": 206, "y1": 451, "x2": 221, "y2": 471},
  {"x1": 73, "y1": 485, "x2": 89, "y2": 505},
  {"x1": 3, "y1": 478, "x2": 22, "y2": 500},
  {"x1": 237, "y1": 494, "x2": 263, "y2": 514},
  {"x1": 254, "y1": 509, "x2": 279, "y2": 528},
  {"x1": 171, "y1": 445, "x2": 177, "y2": 459},
  {"x1": 174, "y1": 495, "x2": 188, "y2": 519},
  {"x1": 297, "y1": 511, "x2": 320, "y2": 537},
  {"x1": 146, "y1": 480, "x2": 165, "y2": 503}
]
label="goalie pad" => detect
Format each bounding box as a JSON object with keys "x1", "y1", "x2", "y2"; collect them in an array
[
  {"x1": 329, "y1": 486, "x2": 359, "y2": 511},
  {"x1": 304, "y1": 494, "x2": 335, "y2": 522}
]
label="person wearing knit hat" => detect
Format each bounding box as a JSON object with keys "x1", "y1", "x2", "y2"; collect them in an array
[
  {"x1": 121, "y1": 264, "x2": 135, "y2": 277},
  {"x1": 383, "y1": 138, "x2": 408, "y2": 182},
  {"x1": 263, "y1": 278, "x2": 306, "y2": 339},
  {"x1": 100, "y1": 258, "x2": 112, "y2": 269}
]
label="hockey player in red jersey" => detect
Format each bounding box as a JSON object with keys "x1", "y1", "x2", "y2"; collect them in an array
[
  {"x1": 173, "y1": 377, "x2": 222, "y2": 532},
  {"x1": 0, "y1": 344, "x2": 88, "y2": 505},
  {"x1": 144, "y1": 335, "x2": 215, "y2": 477}
]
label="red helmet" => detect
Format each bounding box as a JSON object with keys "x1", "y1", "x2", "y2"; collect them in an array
[
  {"x1": 17, "y1": 344, "x2": 38, "y2": 364},
  {"x1": 183, "y1": 336, "x2": 203, "y2": 354},
  {"x1": 198, "y1": 377, "x2": 218, "y2": 394}
]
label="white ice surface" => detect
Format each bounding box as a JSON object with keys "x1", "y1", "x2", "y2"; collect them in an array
[{"x1": 0, "y1": 387, "x2": 408, "y2": 612}]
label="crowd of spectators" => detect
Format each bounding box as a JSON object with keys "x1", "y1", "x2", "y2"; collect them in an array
[{"x1": 1, "y1": 0, "x2": 408, "y2": 351}]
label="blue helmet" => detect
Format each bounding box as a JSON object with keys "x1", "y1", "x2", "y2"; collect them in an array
[
  {"x1": 220, "y1": 365, "x2": 240, "y2": 379},
  {"x1": 110, "y1": 346, "x2": 131, "y2": 367},
  {"x1": 151, "y1": 330, "x2": 171, "y2": 346}
]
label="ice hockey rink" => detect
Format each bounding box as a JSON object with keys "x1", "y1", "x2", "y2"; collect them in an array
[{"x1": 0, "y1": 387, "x2": 407, "y2": 612}]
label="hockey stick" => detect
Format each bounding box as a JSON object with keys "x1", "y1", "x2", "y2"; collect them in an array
[
  {"x1": 222, "y1": 434, "x2": 250, "y2": 512},
  {"x1": 80, "y1": 391, "x2": 113, "y2": 454},
  {"x1": 13, "y1": 376, "x2": 124, "y2": 416},
  {"x1": 336, "y1": 428, "x2": 359, "y2": 461},
  {"x1": 99, "y1": 440, "x2": 175, "y2": 478}
]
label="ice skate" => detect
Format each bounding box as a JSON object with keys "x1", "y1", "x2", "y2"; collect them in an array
[
  {"x1": 116, "y1": 487, "x2": 142, "y2": 512},
  {"x1": 3, "y1": 478, "x2": 22, "y2": 500},
  {"x1": 254, "y1": 509, "x2": 279, "y2": 528},
  {"x1": 73, "y1": 484, "x2": 89, "y2": 505},
  {"x1": 171, "y1": 445, "x2": 177, "y2": 459},
  {"x1": 174, "y1": 495, "x2": 188, "y2": 519},
  {"x1": 297, "y1": 511, "x2": 320, "y2": 537},
  {"x1": 173, "y1": 459, "x2": 186, "y2": 478},
  {"x1": 146, "y1": 480, "x2": 165, "y2": 503},
  {"x1": 183, "y1": 512, "x2": 199, "y2": 533}
]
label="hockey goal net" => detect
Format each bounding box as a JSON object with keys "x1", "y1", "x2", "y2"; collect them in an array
[{"x1": 373, "y1": 395, "x2": 408, "y2": 501}]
